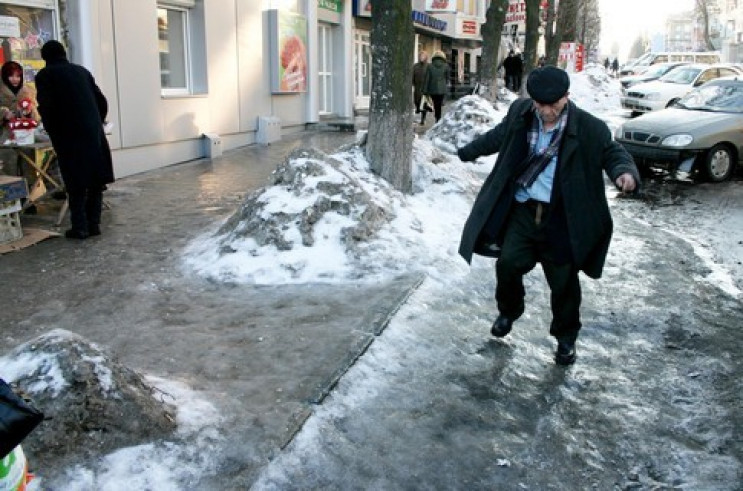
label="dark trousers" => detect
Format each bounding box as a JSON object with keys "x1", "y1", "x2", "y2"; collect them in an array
[
  {"x1": 495, "y1": 201, "x2": 582, "y2": 342},
  {"x1": 68, "y1": 184, "x2": 103, "y2": 233},
  {"x1": 430, "y1": 94, "x2": 444, "y2": 122}
]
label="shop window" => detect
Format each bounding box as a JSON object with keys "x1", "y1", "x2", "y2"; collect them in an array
[
  {"x1": 0, "y1": 2, "x2": 59, "y2": 85},
  {"x1": 157, "y1": 0, "x2": 207, "y2": 96}
]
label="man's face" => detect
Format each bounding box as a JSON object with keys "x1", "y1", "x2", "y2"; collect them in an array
[
  {"x1": 420, "y1": 53, "x2": 428, "y2": 63},
  {"x1": 534, "y1": 94, "x2": 568, "y2": 124}
]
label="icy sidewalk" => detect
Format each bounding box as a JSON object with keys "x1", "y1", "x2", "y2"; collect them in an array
[{"x1": 253, "y1": 209, "x2": 742, "y2": 490}]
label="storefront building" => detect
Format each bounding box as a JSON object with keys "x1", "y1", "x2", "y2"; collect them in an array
[{"x1": 0, "y1": 0, "x2": 487, "y2": 178}]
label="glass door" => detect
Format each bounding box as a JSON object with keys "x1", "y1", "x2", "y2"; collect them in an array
[
  {"x1": 318, "y1": 23, "x2": 333, "y2": 115},
  {"x1": 354, "y1": 30, "x2": 371, "y2": 108}
]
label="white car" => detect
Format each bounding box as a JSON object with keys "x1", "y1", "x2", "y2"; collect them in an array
[{"x1": 621, "y1": 64, "x2": 741, "y2": 116}]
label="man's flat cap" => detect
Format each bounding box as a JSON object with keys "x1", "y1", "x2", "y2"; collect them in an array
[{"x1": 526, "y1": 65, "x2": 569, "y2": 104}]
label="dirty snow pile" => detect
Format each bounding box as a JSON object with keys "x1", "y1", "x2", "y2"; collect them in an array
[
  {"x1": 0, "y1": 330, "x2": 223, "y2": 489},
  {"x1": 183, "y1": 96, "x2": 506, "y2": 285},
  {"x1": 183, "y1": 68, "x2": 626, "y2": 286}
]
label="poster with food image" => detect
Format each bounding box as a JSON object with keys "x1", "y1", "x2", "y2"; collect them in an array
[{"x1": 270, "y1": 10, "x2": 307, "y2": 93}]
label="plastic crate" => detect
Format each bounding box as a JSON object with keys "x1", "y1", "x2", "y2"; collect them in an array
[{"x1": 0, "y1": 199, "x2": 23, "y2": 244}]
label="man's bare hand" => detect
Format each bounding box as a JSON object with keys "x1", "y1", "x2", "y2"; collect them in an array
[{"x1": 615, "y1": 173, "x2": 636, "y2": 193}]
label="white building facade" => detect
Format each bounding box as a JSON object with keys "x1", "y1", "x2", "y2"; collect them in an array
[{"x1": 1, "y1": 0, "x2": 489, "y2": 177}]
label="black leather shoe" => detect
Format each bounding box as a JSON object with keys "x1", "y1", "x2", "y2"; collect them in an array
[
  {"x1": 555, "y1": 340, "x2": 576, "y2": 366},
  {"x1": 490, "y1": 315, "x2": 513, "y2": 337},
  {"x1": 65, "y1": 228, "x2": 89, "y2": 239}
]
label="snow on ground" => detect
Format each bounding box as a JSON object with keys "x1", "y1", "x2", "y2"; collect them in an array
[{"x1": 7, "y1": 64, "x2": 743, "y2": 488}]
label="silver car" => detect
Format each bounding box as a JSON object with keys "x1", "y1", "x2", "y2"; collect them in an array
[{"x1": 616, "y1": 78, "x2": 743, "y2": 182}]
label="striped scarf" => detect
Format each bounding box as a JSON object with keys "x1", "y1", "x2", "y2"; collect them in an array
[{"x1": 515, "y1": 107, "x2": 568, "y2": 189}]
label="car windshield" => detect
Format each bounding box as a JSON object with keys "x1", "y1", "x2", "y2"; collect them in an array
[
  {"x1": 676, "y1": 82, "x2": 743, "y2": 113},
  {"x1": 644, "y1": 64, "x2": 674, "y2": 77},
  {"x1": 659, "y1": 67, "x2": 702, "y2": 84}
]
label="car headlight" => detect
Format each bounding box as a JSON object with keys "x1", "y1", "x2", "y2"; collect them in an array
[
  {"x1": 661, "y1": 134, "x2": 693, "y2": 147},
  {"x1": 645, "y1": 92, "x2": 661, "y2": 101},
  {"x1": 614, "y1": 125, "x2": 624, "y2": 140}
]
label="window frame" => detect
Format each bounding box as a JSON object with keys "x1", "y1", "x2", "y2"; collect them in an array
[{"x1": 158, "y1": 4, "x2": 193, "y2": 96}]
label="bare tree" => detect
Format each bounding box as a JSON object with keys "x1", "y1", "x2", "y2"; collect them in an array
[
  {"x1": 543, "y1": 0, "x2": 558, "y2": 64},
  {"x1": 628, "y1": 35, "x2": 648, "y2": 60},
  {"x1": 522, "y1": 0, "x2": 541, "y2": 80},
  {"x1": 366, "y1": 0, "x2": 414, "y2": 193},
  {"x1": 477, "y1": 0, "x2": 509, "y2": 98},
  {"x1": 545, "y1": 0, "x2": 580, "y2": 65},
  {"x1": 575, "y1": 0, "x2": 601, "y2": 56},
  {"x1": 695, "y1": 0, "x2": 717, "y2": 51}
]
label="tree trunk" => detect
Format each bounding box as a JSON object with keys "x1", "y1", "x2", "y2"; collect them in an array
[
  {"x1": 544, "y1": 0, "x2": 557, "y2": 64},
  {"x1": 696, "y1": 0, "x2": 715, "y2": 51},
  {"x1": 366, "y1": 0, "x2": 414, "y2": 193},
  {"x1": 547, "y1": 0, "x2": 580, "y2": 65},
  {"x1": 522, "y1": 0, "x2": 541, "y2": 89},
  {"x1": 478, "y1": 0, "x2": 509, "y2": 99}
]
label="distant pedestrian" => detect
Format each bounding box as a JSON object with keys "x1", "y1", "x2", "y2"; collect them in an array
[
  {"x1": 456, "y1": 65, "x2": 640, "y2": 365},
  {"x1": 35, "y1": 40, "x2": 115, "y2": 240},
  {"x1": 412, "y1": 51, "x2": 429, "y2": 126},
  {"x1": 502, "y1": 50, "x2": 521, "y2": 92},
  {"x1": 604, "y1": 58, "x2": 610, "y2": 70},
  {"x1": 423, "y1": 50, "x2": 448, "y2": 123},
  {"x1": 611, "y1": 58, "x2": 619, "y2": 77}
]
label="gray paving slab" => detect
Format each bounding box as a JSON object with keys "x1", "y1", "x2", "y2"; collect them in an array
[{"x1": 0, "y1": 130, "x2": 424, "y2": 485}]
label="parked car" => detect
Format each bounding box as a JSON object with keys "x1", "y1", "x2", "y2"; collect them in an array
[
  {"x1": 621, "y1": 64, "x2": 741, "y2": 116},
  {"x1": 619, "y1": 62, "x2": 688, "y2": 92},
  {"x1": 615, "y1": 77, "x2": 743, "y2": 182},
  {"x1": 620, "y1": 51, "x2": 721, "y2": 76}
]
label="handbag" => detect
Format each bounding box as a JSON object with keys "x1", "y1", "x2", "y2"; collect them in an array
[
  {"x1": 0, "y1": 378, "x2": 44, "y2": 459},
  {"x1": 419, "y1": 95, "x2": 433, "y2": 113}
]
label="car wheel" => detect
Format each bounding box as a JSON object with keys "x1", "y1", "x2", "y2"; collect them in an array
[{"x1": 702, "y1": 143, "x2": 735, "y2": 182}]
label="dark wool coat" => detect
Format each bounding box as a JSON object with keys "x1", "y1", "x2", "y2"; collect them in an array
[
  {"x1": 458, "y1": 98, "x2": 640, "y2": 279},
  {"x1": 35, "y1": 57, "x2": 114, "y2": 192},
  {"x1": 423, "y1": 54, "x2": 448, "y2": 96},
  {"x1": 412, "y1": 61, "x2": 428, "y2": 101}
]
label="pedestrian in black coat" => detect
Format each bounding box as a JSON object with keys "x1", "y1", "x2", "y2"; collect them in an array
[
  {"x1": 35, "y1": 40, "x2": 114, "y2": 239},
  {"x1": 457, "y1": 66, "x2": 640, "y2": 365}
]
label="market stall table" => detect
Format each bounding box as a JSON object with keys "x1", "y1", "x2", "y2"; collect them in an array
[{"x1": 0, "y1": 142, "x2": 68, "y2": 225}]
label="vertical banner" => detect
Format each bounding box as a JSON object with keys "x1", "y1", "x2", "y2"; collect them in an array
[
  {"x1": 558, "y1": 42, "x2": 576, "y2": 72},
  {"x1": 269, "y1": 10, "x2": 308, "y2": 93},
  {"x1": 575, "y1": 43, "x2": 585, "y2": 72}
]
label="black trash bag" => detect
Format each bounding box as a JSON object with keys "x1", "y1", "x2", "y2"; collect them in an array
[{"x1": 0, "y1": 378, "x2": 44, "y2": 459}]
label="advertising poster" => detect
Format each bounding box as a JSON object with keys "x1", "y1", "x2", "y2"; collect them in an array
[{"x1": 269, "y1": 10, "x2": 308, "y2": 93}]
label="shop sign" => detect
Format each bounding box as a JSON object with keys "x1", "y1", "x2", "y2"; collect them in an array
[
  {"x1": 505, "y1": 0, "x2": 526, "y2": 23},
  {"x1": 411, "y1": 11, "x2": 447, "y2": 31},
  {"x1": 425, "y1": 0, "x2": 456, "y2": 13},
  {"x1": 0, "y1": 15, "x2": 20, "y2": 37},
  {"x1": 461, "y1": 19, "x2": 478, "y2": 36},
  {"x1": 319, "y1": 0, "x2": 342, "y2": 13}
]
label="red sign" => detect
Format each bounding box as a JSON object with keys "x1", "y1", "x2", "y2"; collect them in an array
[
  {"x1": 575, "y1": 43, "x2": 585, "y2": 72},
  {"x1": 462, "y1": 20, "x2": 477, "y2": 35}
]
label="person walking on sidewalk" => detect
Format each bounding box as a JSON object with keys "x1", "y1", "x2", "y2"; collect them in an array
[
  {"x1": 456, "y1": 65, "x2": 640, "y2": 365},
  {"x1": 423, "y1": 50, "x2": 448, "y2": 123},
  {"x1": 412, "y1": 51, "x2": 429, "y2": 126},
  {"x1": 35, "y1": 40, "x2": 114, "y2": 240}
]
